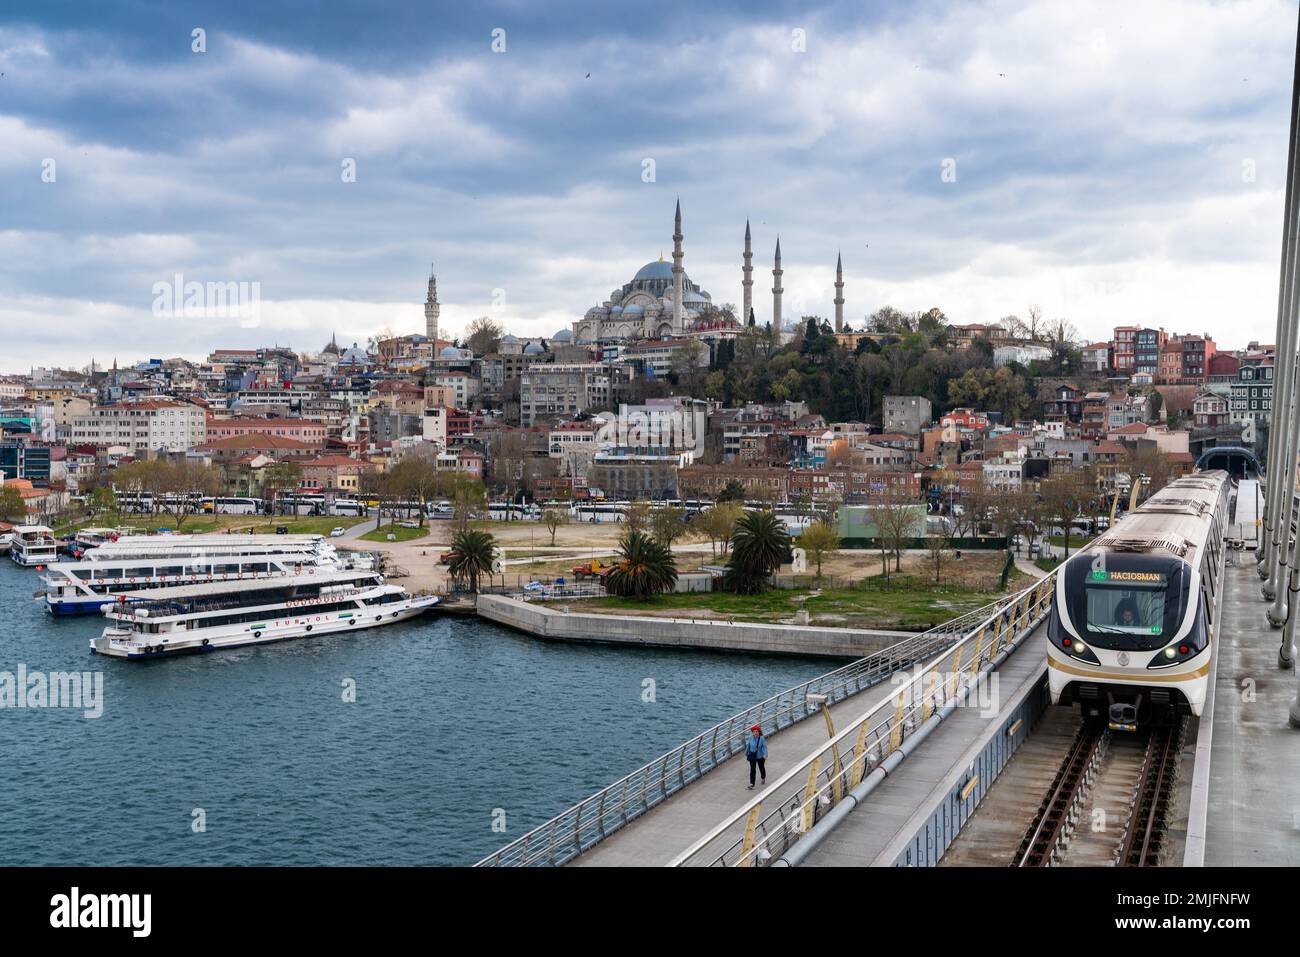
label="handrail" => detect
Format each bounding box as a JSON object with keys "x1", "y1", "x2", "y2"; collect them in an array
[
  {"x1": 474, "y1": 580, "x2": 1045, "y2": 867},
  {"x1": 667, "y1": 572, "x2": 1057, "y2": 867}
]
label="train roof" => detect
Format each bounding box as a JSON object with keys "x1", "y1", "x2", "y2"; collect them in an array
[{"x1": 1077, "y1": 471, "x2": 1229, "y2": 567}]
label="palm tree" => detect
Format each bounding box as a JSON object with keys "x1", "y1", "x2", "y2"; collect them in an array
[
  {"x1": 448, "y1": 529, "x2": 496, "y2": 593},
  {"x1": 605, "y1": 530, "x2": 678, "y2": 600},
  {"x1": 725, "y1": 510, "x2": 791, "y2": 594}
]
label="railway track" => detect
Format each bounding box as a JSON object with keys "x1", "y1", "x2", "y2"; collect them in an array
[
  {"x1": 1014, "y1": 717, "x2": 1186, "y2": 867},
  {"x1": 1117, "y1": 719, "x2": 1186, "y2": 866},
  {"x1": 1014, "y1": 721, "x2": 1108, "y2": 866}
]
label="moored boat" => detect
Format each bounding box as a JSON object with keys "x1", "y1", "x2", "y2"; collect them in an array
[
  {"x1": 41, "y1": 548, "x2": 370, "y2": 616},
  {"x1": 9, "y1": 525, "x2": 58, "y2": 567},
  {"x1": 89, "y1": 570, "x2": 439, "y2": 659}
]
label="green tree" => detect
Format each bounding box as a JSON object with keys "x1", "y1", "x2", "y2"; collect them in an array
[
  {"x1": 88, "y1": 486, "x2": 116, "y2": 517},
  {"x1": 448, "y1": 529, "x2": 496, "y2": 593},
  {"x1": 725, "y1": 510, "x2": 791, "y2": 594},
  {"x1": 0, "y1": 485, "x2": 25, "y2": 522},
  {"x1": 650, "y1": 506, "x2": 687, "y2": 548},
  {"x1": 605, "y1": 530, "x2": 678, "y2": 600},
  {"x1": 697, "y1": 502, "x2": 742, "y2": 557},
  {"x1": 799, "y1": 521, "x2": 840, "y2": 582},
  {"x1": 717, "y1": 480, "x2": 747, "y2": 503}
]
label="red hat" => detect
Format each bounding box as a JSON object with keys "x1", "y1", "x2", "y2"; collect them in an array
[{"x1": 750, "y1": 725, "x2": 761, "y2": 732}]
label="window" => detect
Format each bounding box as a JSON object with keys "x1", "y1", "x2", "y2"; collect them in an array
[{"x1": 1083, "y1": 573, "x2": 1170, "y2": 650}]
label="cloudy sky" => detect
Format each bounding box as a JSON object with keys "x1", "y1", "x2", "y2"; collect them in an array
[{"x1": 0, "y1": 0, "x2": 1296, "y2": 373}]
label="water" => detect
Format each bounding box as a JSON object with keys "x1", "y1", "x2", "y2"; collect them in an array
[{"x1": 0, "y1": 562, "x2": 834, "y2": 865}]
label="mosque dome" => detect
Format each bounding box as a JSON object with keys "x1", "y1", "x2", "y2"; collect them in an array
[
  {"x1": 552, "y1": 329, "x2": 574, "y2": 342},
  {"x1": 501, "y1": 333, "x2": 519, "y2": 343},
  {"x1": 439, "y1": 345, "x2": 461, "y2": 358},
  {"x1": 632, "y1": 260, "x2": 675, "y2": 282},
  {"x1": 523, "y1": 340, "x2": 545, "y2": 355}
]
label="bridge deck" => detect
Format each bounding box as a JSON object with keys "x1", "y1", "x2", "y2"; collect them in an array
[
  {"x1": 571, "y1": 674, "x2": 909, "y2": 866},
  {"x1": 1204, "y1": 558, "x2": 1300, "y2": 864},
  {"x1": 797, "y1": 623, "x2": 1047, "y2": 866}
]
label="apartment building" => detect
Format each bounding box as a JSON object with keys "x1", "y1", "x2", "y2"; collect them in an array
[{"x1": 69, "y1": 400, "x2": 207, "y2": 452}]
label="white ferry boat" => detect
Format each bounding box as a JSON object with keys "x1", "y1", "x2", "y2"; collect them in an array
[
  {"x1": 80, "y1": 533, "x2": 332, "y2": 562},
  {"x1": 90, "y1": 570, "x2": 439, "y2": 660},
  {"x1": 41, "y1": 548, "x2": 371, "y2": 616},
  {"x1": 9, "y1": 525, "x2": 59, "y2": 566}
]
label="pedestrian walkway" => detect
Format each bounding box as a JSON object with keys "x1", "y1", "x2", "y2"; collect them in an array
[{"x1": 572, "y1": 676, "x2": 909, "y2": 866}]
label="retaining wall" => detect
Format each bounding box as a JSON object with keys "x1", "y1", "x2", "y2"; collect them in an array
[{"x1": 475, "y1": 594, "x2": 912, "y2": 657}]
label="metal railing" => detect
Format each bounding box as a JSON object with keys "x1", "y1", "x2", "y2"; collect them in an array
[
  {"x1": 668, "y1": 572, "x2": 1057, "y2": 867},
  {"x1": 473, "y1": 579, "x2": 1049, "y2": 867}
]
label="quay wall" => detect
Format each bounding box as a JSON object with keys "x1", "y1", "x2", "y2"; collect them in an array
[{"x1": 475, "y1": 594, "x2": 913, "y2": 657}]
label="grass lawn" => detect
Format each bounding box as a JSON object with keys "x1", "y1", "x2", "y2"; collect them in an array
[
  {"x1": 360, "y1": 523, "x2": 430, "y2": 543},
  {"x1": 1046, "y1": 534, "x2": 1094, "y2": 550},
  {"x1": 563, "y1": 574, "x2": 1016, "y2": 631},
  {"x1": 1035, "y1": 557, "x2": 1063, "y2": 573}
]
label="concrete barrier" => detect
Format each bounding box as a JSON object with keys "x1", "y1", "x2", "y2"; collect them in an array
[{"x1": 475, "y1": 594, "x2": 913, "y2": 658}]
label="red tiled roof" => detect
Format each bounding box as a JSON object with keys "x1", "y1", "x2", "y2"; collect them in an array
[{"x1": 200, "y1": 434, "x2": 316, "y2": 450}]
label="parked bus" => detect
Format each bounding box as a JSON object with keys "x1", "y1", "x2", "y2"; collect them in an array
[
  {"x1": 205, "y1": 496, "x2": 262, "y2": 515},
  {"x1": 570, "y1": 502, "x2": 628, "y2": 523}
]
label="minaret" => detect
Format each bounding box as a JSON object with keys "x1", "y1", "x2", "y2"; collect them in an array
[
  {"x1": 671, "y1": 198, "x2": 685, "y2": 333},
  {"x1": 424, "y1": 263, "x2": 440, "y2": 344},
  {"x1": 742, "y1": 220, "x2": 753, "y2": 326},
  {"x1": 772, "y1": 237, "x2": 783, "y2": 331},
  {"x1": 834, "y1": 252, "x2": 845, "y2": 332}
]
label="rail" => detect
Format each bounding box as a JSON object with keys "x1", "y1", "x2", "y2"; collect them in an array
[
  {"x1": 474, "y1": 577, "x2": 1049, "y2": 867},
  {"x1": 667, "y1": 571, "x2": 1057, "y2": 867}
]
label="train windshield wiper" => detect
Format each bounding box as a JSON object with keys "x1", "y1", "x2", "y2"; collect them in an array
[{"x1": 1086, "y1": 623, "x2": 1129, "y2": 634}]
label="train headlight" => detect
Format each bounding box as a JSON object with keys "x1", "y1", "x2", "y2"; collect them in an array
[{"x1": 1164, "y1": 647, "x2": 1177, "y2": 659}]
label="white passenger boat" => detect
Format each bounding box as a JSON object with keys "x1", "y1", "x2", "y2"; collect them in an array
[
  {"x1": 90, "y1": 570, "x2": 440, "y2": 659},
  {"x1": 80, "y1": 533, "x2": 332, "y2": 562},
  {"x1": 9, "y1": 525, "x2": 59, "y2": 566},
  {"x1": 41, "y1": 548, "x2": 371, "y2": 616}
]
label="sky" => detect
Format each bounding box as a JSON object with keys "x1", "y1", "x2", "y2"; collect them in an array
[{"x1": 0, "y1": 0, "x2": 1297, "y2": 374}]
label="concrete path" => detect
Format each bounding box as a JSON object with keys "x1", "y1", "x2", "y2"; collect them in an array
[
  {"x1": 1205, "y1": 559, "x2": 1300, "y2": 864},
  {"x1": 571, "y1": 673, "x2": 913, "y2": 866}
]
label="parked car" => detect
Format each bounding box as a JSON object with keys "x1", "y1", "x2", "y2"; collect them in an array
[{"x1": 329, "y1": 526, "x2": 346, "y2": 537}]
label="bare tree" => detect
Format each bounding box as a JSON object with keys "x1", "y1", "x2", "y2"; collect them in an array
[
  {"x1": 542, "y1": 507, "x2": 568, "y2": 545},
  {"x1": 865, "y1": 483, "x2": 919, "y2": 577}
]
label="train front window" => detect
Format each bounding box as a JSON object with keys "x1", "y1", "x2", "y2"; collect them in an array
[{"x1": 1083, "y1": 572, "x2": 1169, "y2": 650}]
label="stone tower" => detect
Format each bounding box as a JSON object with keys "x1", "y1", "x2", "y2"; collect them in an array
[
  {"x1": 671, "y1": 198, "x2": 685, "y2": 334},
  {"x1": 424, "y1": 263, "x2": 440, "y2": 344},
  {"x1": 742, "y1": 219, "x2": 753, "y2": 325},
  {"x1": 772, "y1": 237, "x2": 784, "y2": 331},
  {"x1": 834, "y1": 252, "x2": 845, "y2": 332}
]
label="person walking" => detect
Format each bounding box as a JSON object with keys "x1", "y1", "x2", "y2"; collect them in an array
[{"x1": 745, "y1": 724, "x2": 768, "y2": 789}]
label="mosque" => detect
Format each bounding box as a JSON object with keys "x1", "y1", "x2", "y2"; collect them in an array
[
  {"x1": 420, "y1": 200, "x2": 848, "y2": 352},
  {"x1": 570, "y1": 201, "x2": 847, "y2": 345}
]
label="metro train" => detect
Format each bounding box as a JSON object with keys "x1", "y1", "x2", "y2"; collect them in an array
[{"x1": 1046, "y1": 471, "x2": 1231, "y2": 730}]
